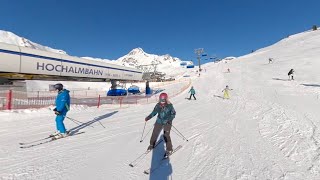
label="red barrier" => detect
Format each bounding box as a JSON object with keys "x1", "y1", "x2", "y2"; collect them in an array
[
  {"x1": 97, "y1": 95, "x2": 101, "y2": 108},
  {"x1": 6, "y1": 90, "x2": 12, "y2": 110}
]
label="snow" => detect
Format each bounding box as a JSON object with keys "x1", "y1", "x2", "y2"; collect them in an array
[
  {"x1": 115, "y1": 48, "x2": 189, "y2": 78},
  {"x1": 1, "y1": 29, "x2": 320, "y2": 179},
  {"x1": 0, "y1": 30, "x2": 67, "y2": 55}
]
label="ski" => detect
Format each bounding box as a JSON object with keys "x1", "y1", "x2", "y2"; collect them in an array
[
  {"x1": 19, "y1": 131, "x2": 85, "y2": 149},
  {"x1": 143, "y1": 145, "x2": 182, "y2": 175},
  {"x1": 19, "y1": 130, "x2": 72, "y2": 145},
  {"x1": 129, "y1": 139, "x2": 164, "y2": 167},
  {"x1": 19, "y1": 136, "x2": 52, "y2": 145}
]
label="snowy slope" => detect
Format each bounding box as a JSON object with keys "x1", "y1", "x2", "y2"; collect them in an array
[
  {"x1": 1, "y1": 29, "x2": 320, "y2": 180},
  {"x1": 0, "y1": 30, "x2": 67, "y2": 54}
]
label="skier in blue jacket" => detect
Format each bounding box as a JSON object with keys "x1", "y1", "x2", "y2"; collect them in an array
[{"x1": 52, "y1": 83, "x2": 70, "y2": 139}]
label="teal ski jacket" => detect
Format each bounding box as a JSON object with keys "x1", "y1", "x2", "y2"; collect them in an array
[{"x1": 146, "y1": 103, "x2": 176, "y2": 125}]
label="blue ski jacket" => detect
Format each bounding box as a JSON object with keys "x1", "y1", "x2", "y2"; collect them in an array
[{"x1": 55, "y1": 89, "x2": 70, "y2": 115}]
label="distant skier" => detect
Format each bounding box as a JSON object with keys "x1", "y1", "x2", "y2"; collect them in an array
[
  {"x1": 145, "y1": 93, "x2": 176, "y2": 157},
  {"x1": 227, "y1": 68, "x2": 230, "y2": 73},
  {"x1": 288, "y1": 69, "x2": 294, "y2": 80},
  {"x1": 268, "y1": 58, "x2": 274, "y2": 63},
  {"x1": 222, "y1": 85, "x2": 233, "y2": 99},
  {"x1": 188, "y1": 86, "x2": 196, "y2": 100},
  {"x1": 51, "y1": 83, "x2": 70, "y2": 139}
]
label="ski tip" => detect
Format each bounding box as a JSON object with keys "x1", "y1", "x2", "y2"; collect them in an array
[
  {"x1": 143, "y1": 171, "x2": 149, "y2": 175},
  {"x1": 129, "y1": 164, "x2": 134, "y2": 167}
]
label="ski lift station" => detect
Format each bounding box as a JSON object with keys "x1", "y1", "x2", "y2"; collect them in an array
[
  {"x1": 186, "y1": 65, "x2": 194, "y2": 68},
  {"x1": 180, "y1": 61, "x2": 194, "y2": 68},
  {"x1": 0, "y1": 42, "x2": 143, "y2": 84}
]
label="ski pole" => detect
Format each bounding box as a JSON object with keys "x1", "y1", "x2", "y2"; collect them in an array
[
  {"x1": 49, "y1": 108, "x2": 94, "y2": 128},
  {"x1": 140, "y1": 124, "x2": 154, "y2": 143},
  {"x1": 171, "y1": 128, "x2": 185, "y2": 140},
  {"x1": 64, "y1": 116, "x2": 81, "y2": 125},
  {"x1": 64, "y1": 115, "x2": 95, "y2": 128},
  {"x1": 93, "y1": 117, "x2": 106, "y2": 129},
  {"x1": 171, "y1": 124, "x2": 189, "y2": 141},
  {"x1": 97, "y1": 120, "x2": 106, "y2": 129},
  {"x1": 140, "y1": 122, "x2": 147, "y2": 142}
]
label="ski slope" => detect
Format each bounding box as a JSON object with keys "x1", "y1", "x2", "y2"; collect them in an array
[{"x1": 1, "y1": 30, "x2": 320, "y2": 180}]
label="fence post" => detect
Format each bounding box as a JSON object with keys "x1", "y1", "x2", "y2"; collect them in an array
[
  {"x1": 136, "y1": 95, "x2": 138, "y2": 105},
  {"x1": 119, "y1": 97, "x2": 122, "y2": 108},
  {"x1": 97, "y1": 95, "x2": 101, "y2": 108},
  {"x1": 6, "y1": 90, "x2": 12, "y2": 110}
]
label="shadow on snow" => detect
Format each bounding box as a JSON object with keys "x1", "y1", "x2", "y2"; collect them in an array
[
  {"x1": 213, "y1": 95, "x2": 224, "y2": 99},
  {"x1": 149, "y1": 135, "x2": 172, "y2": 180},
  {"x1": 272, "y1": 78, "x2": 291, "y2": 81},
  {"x1": 301, "y1": 83, "x2": 320, "y2": 87},
  {"x1": 68, "y1": 111, "x2": 118, "y2": 133}
]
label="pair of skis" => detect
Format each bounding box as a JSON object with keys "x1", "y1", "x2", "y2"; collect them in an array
[
  {"x1": 129, "y1": 139, "x2": 182, "y2": 175},
  {"x1": 129, "y1": 139, "x2": 164, "y2": 167},
  {"x1": 19, "y1": 131, "x2": 85, "y2": 148},
  {"x1": 143, "y1": 145, "x2": 182, "y2": 175}
]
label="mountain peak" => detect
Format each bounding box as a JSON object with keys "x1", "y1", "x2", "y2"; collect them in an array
[{"x1": 128, "y1": 47, "x2": 145, "y2": 55}]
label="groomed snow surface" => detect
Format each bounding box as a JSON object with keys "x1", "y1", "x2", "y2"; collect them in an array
[{"x1": 1, "y1": 30, "x2": 320, "y2": 179}]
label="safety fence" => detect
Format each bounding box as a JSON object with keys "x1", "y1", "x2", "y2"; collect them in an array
[{"x1": 0, "y1": 79, "x2": 191, "y2": 110}]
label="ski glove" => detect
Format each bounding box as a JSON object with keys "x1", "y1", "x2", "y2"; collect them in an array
[
  {"x1": 54, "y1": 111, "x2": 61, "y2": 115},
  {"x1": 145, "y1": 116, "x2": 151, "y2": 122}
]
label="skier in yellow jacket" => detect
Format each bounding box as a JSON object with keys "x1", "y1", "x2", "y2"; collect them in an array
[{"x1": 222, "y1": 85, "x2": 233, "y2": 99}]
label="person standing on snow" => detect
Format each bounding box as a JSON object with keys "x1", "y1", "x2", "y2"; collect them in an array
[
  {"x1": 188, "y1": 86, "x2": 196, "y2": 100},
  {"x1": 269, "y1": 58, "x2": 273, "y2": 64},
  {"x1": 288, "y1": 69, "x2": 294, "y2": 80},
  {"x1": 145, "y1": 93, "x2": 176, "y2": 156},
  {"x1": 51, "y1": 83, "x2": 70, "y2": 139},
  {"x1": 222, "y1": 85, "x2": 233, "y2": 99}
]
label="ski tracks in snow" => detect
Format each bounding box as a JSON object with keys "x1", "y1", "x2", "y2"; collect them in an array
[{"x1": 257, "y1": 102, "x2": 320, "y2": 179}]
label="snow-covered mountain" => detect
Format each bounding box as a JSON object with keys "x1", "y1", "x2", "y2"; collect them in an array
[
  {"x1": 114, "y1": 48, "x2": 190, "y2": 78},
  {"x1": 0, "y1": 30, "x2": 67, "y2": 54}
]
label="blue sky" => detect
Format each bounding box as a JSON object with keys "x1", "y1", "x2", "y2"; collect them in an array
[{"x1": 0, "y1": 0, "x2": 319, "y2": 64}]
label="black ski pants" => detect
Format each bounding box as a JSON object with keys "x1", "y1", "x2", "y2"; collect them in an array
[
  {"x1": 149, "y1": 122, "x2": 173, "y2": 151},
  {"x1": 189, "y1": 94, "x2": 196, "y2": 100}
]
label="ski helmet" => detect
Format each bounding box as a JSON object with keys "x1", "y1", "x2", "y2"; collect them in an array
[
  {"x1": 159, "y1": 93, "x2": 168, "y2": 104},
  {"x1": 54, "y1": 83, "x2": 63, "y2": 91}
]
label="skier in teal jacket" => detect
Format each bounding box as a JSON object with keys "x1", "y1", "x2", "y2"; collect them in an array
[
  {"x1": 145, "y1": 92, "x2": 176, "y2": 156},
  {"x1": 188, "y1": 86, "x2": 196, "y2": 100}
]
